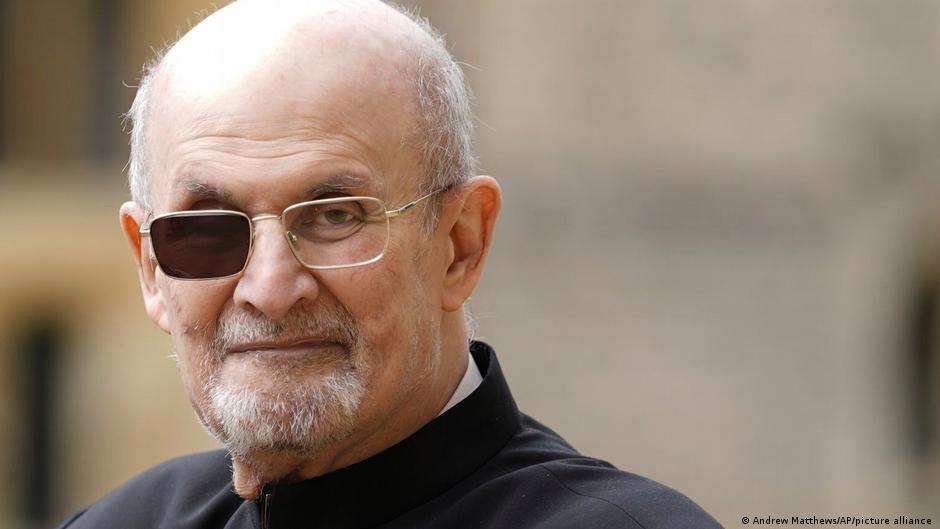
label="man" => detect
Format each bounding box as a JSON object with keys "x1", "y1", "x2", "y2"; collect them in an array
[{"x1": 58, "y1": 1, "x2": 722, "y2": 527}]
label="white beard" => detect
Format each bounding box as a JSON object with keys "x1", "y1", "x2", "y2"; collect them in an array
[
  {"x1": 195, "y1": 304, "x2": 368, "y2": 458},
  {"x1": 207, "y1": 364, "x2": 364, "y2": 458}
]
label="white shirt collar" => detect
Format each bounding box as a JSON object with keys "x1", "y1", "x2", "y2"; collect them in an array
[{"x1": 439, "y1": 350, "x2": 483, "y2": 415}]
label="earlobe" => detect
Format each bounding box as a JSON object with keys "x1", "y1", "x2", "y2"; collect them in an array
[
  {"x1": 441, "y1": 176, "x2": 501, "y2": 312},
  {"x1": 119, "y1": 202, "x2": 171, "y2": 334}
]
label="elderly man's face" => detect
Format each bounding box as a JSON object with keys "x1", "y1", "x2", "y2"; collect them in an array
[{"x1": 129, "y1": 16, "x2": 459, "y2": 460}]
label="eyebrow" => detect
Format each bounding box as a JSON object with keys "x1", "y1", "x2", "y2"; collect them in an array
[
  {"x1": 304, "y1": 173, "x2": 372, "y2": 196},
  {"x1": 174, "y1": 173, "x2": 376, "y2": 208},
  {"x1": 176, "y1": 178, "x2": 236, "y2": 205}
]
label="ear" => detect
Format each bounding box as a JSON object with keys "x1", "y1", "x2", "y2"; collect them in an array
[
  {"x1": 120, "y1": 202, "x2": 171, "y2": 333},
  {"x1": 440, "y1": 176, "x2": 501, "y2": 312}
]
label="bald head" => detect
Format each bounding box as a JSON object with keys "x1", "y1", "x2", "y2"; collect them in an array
[
  {"x1": 156, "y1": 0, "x2": 424, "y2": 109},
  {"x1": 127, "y1": 0, "x2": 476, "y2": 213}
]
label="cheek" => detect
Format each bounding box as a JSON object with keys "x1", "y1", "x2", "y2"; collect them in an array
[
  {"x1": 162, "y1": 277, "x2": 233, "y2": 328},
  {"x1": 161, "y1": 279, "x2": 234, "y2": 386},
  {"x1": 342, "y1": 264, "x2": 408, "y2": 337},
  {"x1": 337, "y1": 255, "x2": 424, "y2": 368}
]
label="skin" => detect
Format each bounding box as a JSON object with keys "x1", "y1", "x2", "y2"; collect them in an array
[{"x1": 119, "y1": 0, "x2": 501, "y2": 499}]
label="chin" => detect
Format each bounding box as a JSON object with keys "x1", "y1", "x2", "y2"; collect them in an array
[{"x1": 201, "y1": 364, "x2": 366, "y2": 458}]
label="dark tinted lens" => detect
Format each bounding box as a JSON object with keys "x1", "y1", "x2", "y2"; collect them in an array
[{"x1": 149, "y1": 213, "x2": 250, "y2": 279}]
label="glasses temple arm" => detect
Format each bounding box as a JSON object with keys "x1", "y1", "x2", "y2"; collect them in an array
[
  {"x1": 385, "y1": 186, "x2": 450, "y2": 218},
  {"x1": 139, "y1": 212, "x2": 155, "y2": 236}
]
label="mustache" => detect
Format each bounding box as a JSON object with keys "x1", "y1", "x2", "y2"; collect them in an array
[{"x1": 209, "y1": 306, "x2": 359, "y2": 360}]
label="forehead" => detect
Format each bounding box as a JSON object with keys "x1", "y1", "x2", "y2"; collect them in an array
[
  {"x1": 156, "y1": 0, "x2": 422, "y2": 107},
  {"x1": 145, "y1": 6, "x2": 424, "y2": 210}
]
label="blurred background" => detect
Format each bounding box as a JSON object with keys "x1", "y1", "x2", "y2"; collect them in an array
[{"x1": 2, "y1": 0, "x2": 940, "y2": 527}]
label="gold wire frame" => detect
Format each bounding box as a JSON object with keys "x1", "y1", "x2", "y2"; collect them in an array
[{"x1": 138, "y1": 188, "x2": 446, "y2": 280}]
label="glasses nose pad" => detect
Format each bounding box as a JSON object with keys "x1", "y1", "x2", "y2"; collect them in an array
[
  {"x1": 284, "y1": 229, "x2": 306, "y2": 265},
  {"x1": 285, "y1": 230, "x2": 301, "y2": 253}
]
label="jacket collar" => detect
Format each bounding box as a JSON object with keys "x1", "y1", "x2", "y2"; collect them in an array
[{"x1": 259, "y1": 341, "x2": 520, "y2": 528}]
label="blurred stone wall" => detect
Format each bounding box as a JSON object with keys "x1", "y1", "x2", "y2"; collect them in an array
[
  {"x1": 415, "y1": 0, "x2": 940, "y2": 516},
  {"x1": 1, "y1": 1, "x2": 940, "y2": 527}
]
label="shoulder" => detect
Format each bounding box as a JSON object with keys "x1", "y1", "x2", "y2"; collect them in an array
[
  {"x1": 56, "y1": 450, "x2": 242, "y2": 529},
  {"x1": 535, "y1": 457, "x2": 723, "y2": 529},
  {"x1": 466, "y1": 416, "x2": 723, "y2": 529}
]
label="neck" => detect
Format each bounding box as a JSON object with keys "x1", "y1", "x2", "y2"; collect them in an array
[{"x1": 230, "y1": 313, "x2": 471, "y2": 499}]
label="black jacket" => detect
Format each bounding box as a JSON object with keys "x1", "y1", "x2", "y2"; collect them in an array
[{"x1": 58, "y1": 342, "x2": 723, "y2": 529}]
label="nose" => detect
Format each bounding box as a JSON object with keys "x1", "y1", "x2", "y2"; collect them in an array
[{"x1": 232, "y1": 216, "x2": 320, "y2": 319}]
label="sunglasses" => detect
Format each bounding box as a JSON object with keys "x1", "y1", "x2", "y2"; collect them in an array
[{"x1": 139, "y1": 188, "x2": 446, "y2": 280}]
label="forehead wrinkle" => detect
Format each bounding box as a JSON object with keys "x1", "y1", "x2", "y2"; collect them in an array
[
  {"x1": 176, "y1": 178, "x2": 235, "y2": 203},
  {"x1": 167, "y1": 119, "x2": 392, "y2": 168}
]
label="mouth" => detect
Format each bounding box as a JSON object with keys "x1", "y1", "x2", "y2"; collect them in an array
[{"x1": 227, "y1": 339, "x2": 345, "y2": 357}]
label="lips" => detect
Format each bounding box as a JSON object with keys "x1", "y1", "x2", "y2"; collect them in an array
[{"x1": 227, "y1": 339, "x2": 342, "y2": 356}]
